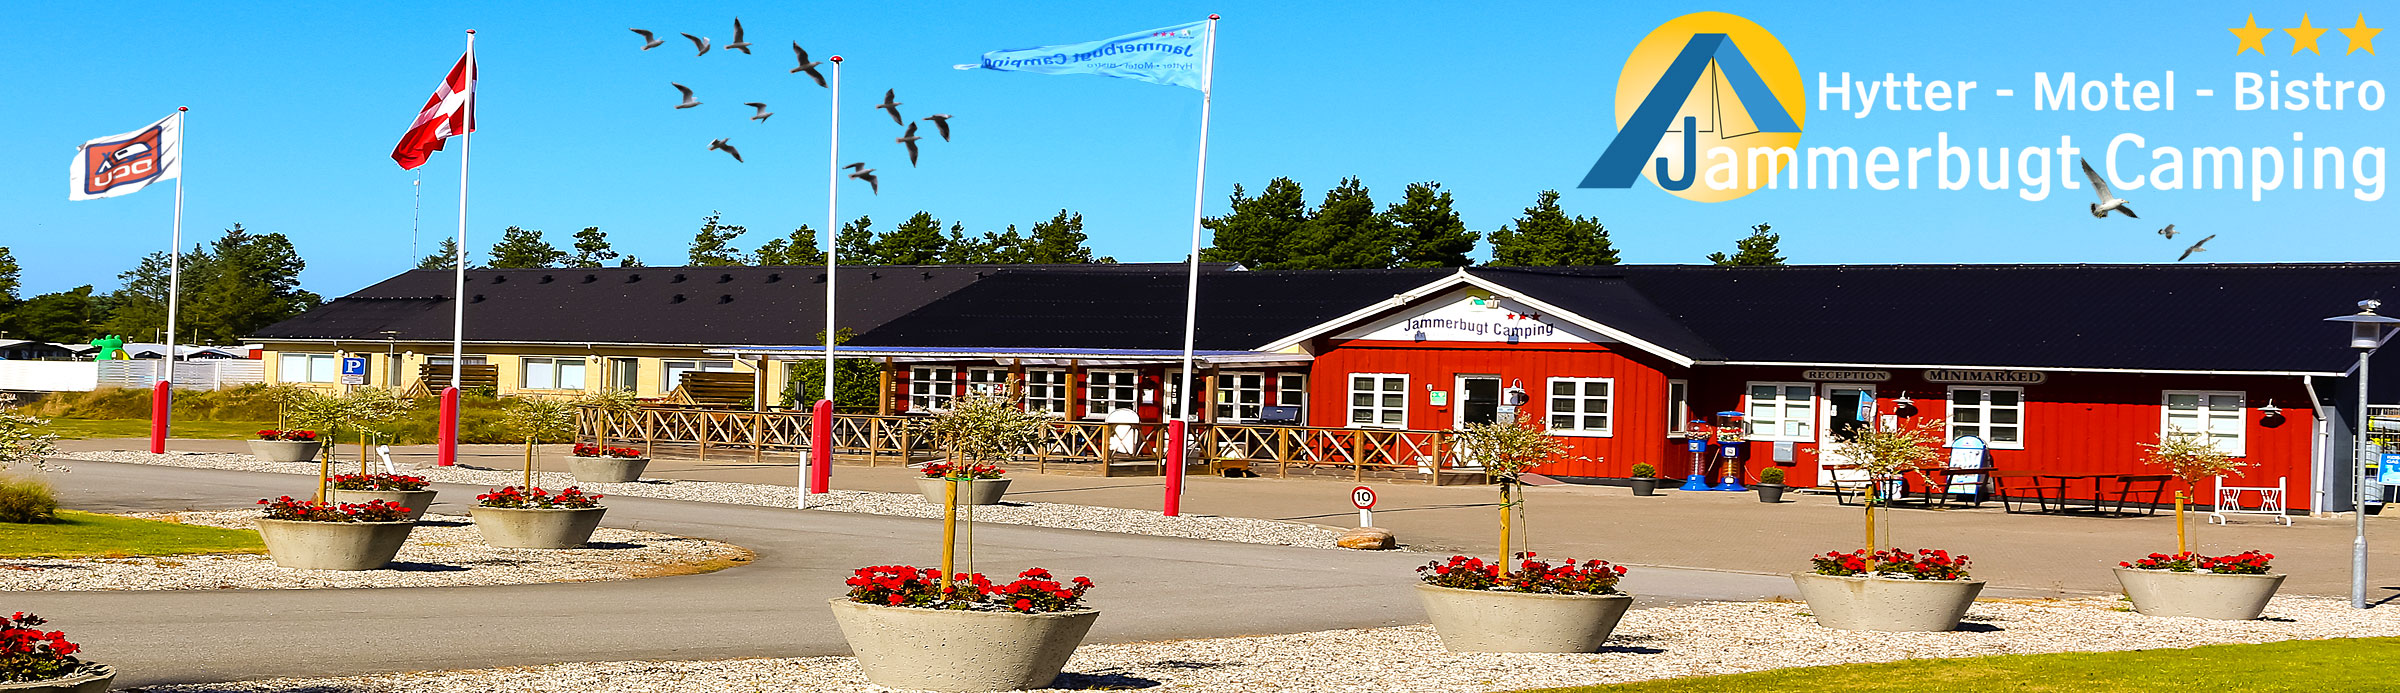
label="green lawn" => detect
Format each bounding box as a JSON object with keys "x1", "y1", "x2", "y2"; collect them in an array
[
  {"x1": 0, "y1": 510, "x2": 265, "y2": 558},
  {"x1": 1532, "y1": 637, "x2": 2400, "y2": 692},
  {"x1": 40, "y1": 418, "x2": 276, "y2": 440}
]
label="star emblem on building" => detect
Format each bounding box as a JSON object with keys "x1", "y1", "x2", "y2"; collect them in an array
[
  {"x1": 2284, "y1": 14, "x2": 2330, "y2": 55},
  {"x1": 2229, "y1": 14, "x2": 2274, "y2": 55},
  {"x1": 2340, "y1": 14, "x2": 2383, "y2": 55}
]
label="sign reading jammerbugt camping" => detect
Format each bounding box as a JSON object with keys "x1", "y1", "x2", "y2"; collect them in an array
[{"x1": 1922, "y1": 369, "x2": 2047, "y2": 385}]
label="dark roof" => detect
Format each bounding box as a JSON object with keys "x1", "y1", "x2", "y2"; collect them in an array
[{"x1": 861, "y1": 268, "x2": 1447, "y2": 351}]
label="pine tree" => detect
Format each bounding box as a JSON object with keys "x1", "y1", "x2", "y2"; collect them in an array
[
  {"x1": 7, "y1": 286, "x2": 103, "y2": 343},
  {"x1": 487, "y1": 226, "x2": 568, "y2": 269},
  {"x1": 0, "y1": 247, "x2": 20, "y2": 301},
  {"x1": 99, "y1": 252, "x2": 173, "y2": 338},
  {"x1": 1276, "y1": 177, "x2": 1394, "y2": 270},
  {"x1": 1486, "y1": 190, "x2": 1619, "y2": 266},
  {"x1": 1024, "y1": 210, "x2": 1097, "y2": 264},
  {"x1": 755, "y1": 226, "x2": 828, "y2": 266},
  {"x1": 567, "y1": 227, "x2": 620, "y2": 268},
  {"x1": 874, "y1": 212, "x2": 951, "y2": 265},
  {"x1": 835, "y1": 216, "x2": 876, "y2": 264},
  {"x1": 1707, "y1": 223, "x2": 1786, "y2": 266},
  {"x1": 183, "y1": 225, "x2": 322, "y2": 343},
  {"x1": 1199, "y1": 178, "x2": 1308, "y2": 269},
  {"x1": 1386, "y1": 182, "x2": 1478, "y2": 268},
  {"x1": 416, "y1": 238, "x2": 470, "y2": 270},
  {"x1": 687, "y1": 212, "x2": 751, "y2": 266}
]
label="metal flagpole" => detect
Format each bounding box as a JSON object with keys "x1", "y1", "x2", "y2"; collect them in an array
[
  {"x1": 1166, "y1": 15, "x2": 1219, "y2": 518},
  {"x1": 804, "y1": 56, "x2": 845, "y2": 509},
  {"x1": 441, "y1": 29, "x2": 475, "y2": 467},
  {"x1": 152, "y1": 107, "x2": 188, "y2": 454}
]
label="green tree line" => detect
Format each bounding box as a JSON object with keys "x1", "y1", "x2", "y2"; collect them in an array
[{"x1": 0, "y1": 225, "x2": 321, "y2": 345}]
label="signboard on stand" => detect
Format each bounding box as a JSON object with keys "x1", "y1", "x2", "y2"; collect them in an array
[
  {"x1": 1352, "y1": 486, "x2": 1377, "y2": 527},
  {"x1": 339, "y1": 356, "x2": 368, "y2": 386}
]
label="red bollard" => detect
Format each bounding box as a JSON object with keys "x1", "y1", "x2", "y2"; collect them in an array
[
  {"x1": 149, "y1": 380, "x2": 171, "y2": 454},
  {"x1": 1164, "y1": 419, "x2": 1185, "y2": 517},
  {"x1": 810, "y1": 399, "x2": 833, "y2": 493},
  {"x1": 437, "y1": 387, "x2": 460, "y2": 466}
]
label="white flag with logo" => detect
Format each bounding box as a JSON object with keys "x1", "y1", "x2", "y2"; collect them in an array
[{"x1": 69, "y1": 112, "x2": 182, "y2": 201}]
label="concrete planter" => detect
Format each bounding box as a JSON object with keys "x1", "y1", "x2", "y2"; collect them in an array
[
  {"x1": 829, "y1": 598, "x2": 1099, "y2": 692},
  {"x1": 1415, "y1": 583, "x2": 1633, "y2": 653},
  {"x1": 470, "y1": 506, "x2": 606, "y2": 548},
  {"x1": 331, "y1": 488, "x2": 437, "y2": 521},
  {"x1": 1755, "y1": 484, "x2": 1788, "y2": 503},
  {"x1": 1629, "y1": 477, "x2": 1660, "y2": 496},
  {"x1": 916, "y1": 477, "x2": 1013, "y2": 506},
  {"x1": 2114, "y1": 568, "x2": 2286, "y2": 620},
  {"x1": 568, "y1": 455, "x2": 650, "y2": 483},
  {"x1": 256, "y1": 518, "x2": 414, "y2": 570},
  {"x1": 1791, "y1": 572, "x2": 1986, "y2": 631},
  {"x1": 0, "y1": 664, "x2": 114, "y2": 693},
  {"x1": 246, "y1": 439, "x2": 323, "y2": 463}
]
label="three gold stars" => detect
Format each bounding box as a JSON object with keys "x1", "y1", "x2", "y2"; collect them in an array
[{"x1": 2234, "y1": 14, "x2": 2382, "y2": 55}]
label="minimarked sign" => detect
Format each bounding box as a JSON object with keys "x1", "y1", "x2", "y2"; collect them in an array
[
  {"x1": 339, "y1": 356, "x2": 368, "y2": 386},
  {"x1": 1353, "y1": 485, "x2": 1376, "y2": 527}
]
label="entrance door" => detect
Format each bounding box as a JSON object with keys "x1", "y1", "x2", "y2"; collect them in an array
[
  {"x1": 1455, "y1": 375, "x2": 1502, "y2": 429},
  {"x1": 1816, "y1": 384, "x2": 1876, "y2": 487}
]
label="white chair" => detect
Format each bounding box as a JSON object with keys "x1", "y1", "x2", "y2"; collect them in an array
[{"x1": 2209, "y1": 476, "x2": 2293, "y2": 526}]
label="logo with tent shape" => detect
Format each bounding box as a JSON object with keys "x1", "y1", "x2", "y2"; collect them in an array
[
  {"x1": 1580, "y1": 12, "x2": 1805, "y2": 203},
  {"x1": 81, "y1": 125, "x2": 166, "y2": 196}
]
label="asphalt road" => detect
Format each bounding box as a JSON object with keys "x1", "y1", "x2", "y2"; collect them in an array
[{"x1": 17, "y1": 460, "x2": 1807, "y2": 687}]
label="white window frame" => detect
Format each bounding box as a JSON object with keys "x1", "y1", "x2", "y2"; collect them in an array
[
  {"x1": 519, "y1": 357, "x2": 588, "y2": 391},
  {"x1": 278, "y1": 353, "x2": 338, "y2": 383},
  {"x1": 2163, "y1": 390, "x2": 2246, "y2": 457},
  {"x1": 1215, "y1": 371, "x2": 1267, "y2": 423},
  {"x1": 1276, "y1": 373, "x2": 1308, "y2": 416},
  {"x1": 661, "y1": 359, "x2": 737, "y2": 392},
  {"x1": 1947, "y1": 386, "x2": 2027, "y2": 450},
  {"x1": 1023, "y1": 368, "x2": 1068, "y2": 415},
  {"x1": 966, "y1": 367, "x2": 1009, "y2": 397},
  {"x1": 1545, "y1": 377, "x2": 1615, "y2": 437},
  {"x1": 1667, "y1": 379, "x2": 1691, "y2": 436},
  {"x1": 1084, "y1": 369, "x2": 1140, "y2": 419},
  {"x1": 1744, "y1": 382, "x2": 1817, "y2": 442},
  {"x1": 1348, "y1": 373, "x2": 1409, "y2": 429},
  {"x1": 910, "y1": 366, "x2": 958, "y2": 411}
]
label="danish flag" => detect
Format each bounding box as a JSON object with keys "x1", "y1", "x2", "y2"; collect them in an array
[{"x1": 390, "y1": 50, "x2": 476, "y2": 170}]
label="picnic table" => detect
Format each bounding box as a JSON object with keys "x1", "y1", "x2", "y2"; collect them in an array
[{"x1": 1992, "y1": 471, "x2": 2170, "y2": 515}]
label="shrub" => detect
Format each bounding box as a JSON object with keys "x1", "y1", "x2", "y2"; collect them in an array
[
  {"x1": 920, "y1": 462, "x2": 1005, "y2": 480},
  {"x1": 1418, "y1": 552, "x2": 1629, "y2": 595},
  {"x1": 1, "y1": 612, "x2": 84, "y2": 683},
  {"x1": 330, "y1": 474, "x2": 429, "y2": 492},
  {"x1": 257, "y1": 496, "x2": 412, "y2": 522},
  {"x1": 1759, "y1": 467, "x2": 1787, "y2": 485},
  {"x1": 476, "y1": 486, "x2": 603, "y2": 509},
  {"x1": 843, "y1": 565, "x2": 1094, "y2": 612},
  {"x1": 1811, "y1": 548, "x2": 1972, "y2": 581},
  {"x1": 1630, "y1": 463, "x2": 1657, "y2": 478},
  {"x1": 0, "y1": 476, "x2": 59, "y2": 524}
]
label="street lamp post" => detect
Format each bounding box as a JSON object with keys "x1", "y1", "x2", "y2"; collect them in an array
[{"x1": 2326, "y1": 299, "x2": 2400, "y2": 609}]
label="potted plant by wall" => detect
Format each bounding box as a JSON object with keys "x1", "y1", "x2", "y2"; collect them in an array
[
  {"x1": 1, "y1": 612, "x2": 113, "y2": 693},
  {"x1": 502, "y1": 397, "x2": 579, "y2": 490},
  {"x1": 1416, "y1": 553, "x2": 1633, "y2": 652},
  {"x1": 1628, "y1": 463, "x2": 1661, "y2": 496},
  {"x1": 329, "y1": 473, "x2": 437, "y2": 522},
  {"x1": 829, "y1": 565, "x2": 1098, "y2": 692},
  {"x1": 568, "y1": 443, "x2": 650, "y2": 484},
  {"x1": 253, "y1": 496, "x2": 416, "y2": 570},
  {"x1": 470, "y1": 486, "x2": 607, "y2": 548},
  {"x1": 2113, "y1": 432, "x2": 2282, "y2": 619},
  {"x1": 917, "y1": 462, "x2": 1010, "y2": 505},
  {"x1": 247, "y1": 428, "x2": 322, "y2": 464},
  {"x1": 1790, "y1": 417, "x2": 1984, "y2": 631},
  {"x1": 1755, "y1": 467, "x2": 1789, "y2": 503}
]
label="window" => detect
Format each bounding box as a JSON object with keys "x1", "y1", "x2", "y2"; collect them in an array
[
  {"x1": 1546, "y1": 377, "x2": 1614, "y2": 436},
  {"x1": 661, "y1": 359, "x2": 737, "y2": 391},
  {"x1": 1745, "y1": 382, "x2": 1815, "y2": 441},
  {"x1": 1084, "y1": 369, "x2": 1139, "y2": 418},
  {"x1": 1277, "y1": 373, "x2": 1308, "y2": 414},
  {"x1": 1948, "y1": 387, "x2": 2024, "y2": 449},
  {"x1": 966, "y1": 368, "x2": 1009, "y2": 397},
  {"x1": 2164, "y1": 391, "x2": 2245, "y2": 456},
  {"x1": 520, "y1": 357, "x2": 587, "y2": 390},
  {"x1": 1215, "y1": 372, "x2": 1266, "y2": 422},
  {"x1": 1667, "y1": 379, "x2": 1691, "y2": 436},
  {"x1": 278, "y1": 353, "x2": 338, "y2": 383},
  {"x1": 425, "y1": 355, "x2": 489, "y2": 365},
  {"x1": 910, "y1": 366, "x2": 958, "y2": 411},
  {"x1": 607, "y1": 358, "x2": 640, "y2": 393},
  {"x1": 1024, "y1": 369, "x2": 1068, "y2": 414},
  {"x1": 1348, "y1": 374, "x2": 1408, "y2": 428}
]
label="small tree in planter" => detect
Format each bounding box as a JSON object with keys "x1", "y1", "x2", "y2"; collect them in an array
[
  {"x1": 1840, "y1": 417, "x2": 1948, "y2": 552},
  {"x1": 830, "y1": 565, "x2": 1099, "y2": 691},
  {"x1": 282, "y1": 390, "x2": 353, "y2": 501},
  {"x1": 1, "y1": 612, "x2": 114, "y2": 692},
  {"x1": 570, "y1": 389, "x2": 645, "y2": 483},
  {"x1": 470, "y1": 486, "x2": 607, "y2": 548},
  {"x1": 1791, "y1": 417, "x2": 1983, "y2": 632},
  {"x1": 341, "y1": 387, "x2": 414, "y2": 475},
  {"x1": 328, "y1": 473, "x2": 437, "y2": 521},
  {"x1": 916, "y1": 462, "x2": 1008, "y2": 505},
  {"x1": 1451, "y1": 413, "x2": 1567, "y2": 564},
  {"x1": 2141, "y1": 432, "x2": 2246, "y2": 555},
  {"x1": 1415, "y1": 553, "x2": 1634, "y2": 652},
  {"x1": 253, "y1": 495, "x2": 416, "y2": 570},
  {"x1": 1755, "y1": 466, "x2": 1789, "y2": 503},
  {"x1": 1628, "y1": 463, "x2": 1660, "y2": 496},
  {"x1": 500, "y1": 397, "x2": 579, "y2": 490},
  {"x1": 918, "y1": 382, "x2": 1046, "y2": 584},
  {"x1": 2115, "y1": 432, "x2": 2280, "y2": 619}
]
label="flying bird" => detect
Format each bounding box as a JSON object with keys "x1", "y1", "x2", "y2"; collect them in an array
[
  {"x1": 2080, "y1": 158, "x2": 2136, "y2": 219},
  {"x1": 682, "y1": 33, "x2": 711, "y2": 56},
  {"x1": 709, "y1": 138, "x2": 742, "y2": 163},
  {"x1": 875, "y1": 89, "x2": 903, "y2": 124},
  {"x1": 845, "y1": 162, "x2": 878, "y2": 194},
  {"x1": 671, "y1": 83, "x2": 701, "y2": 109},
  {"x1": 922, "y1": 114, "x2": 952, "y2": 141},
  {"x1": 789, "y1": 43, "x2": 826, "y2": 87},
  {"x1": 725, "y1": 18, "x2": 752, "y2": 54},
  {"x1": 897, "y1": 122, "x2": 922, "y2": 166},
  {"x1": 746, "y1": 102, "x2": 773, "y2": 122},
  {"x1": 629, "y1": 28, "x2": 664, "y2": 50},
  {"x1": 2156, "y1": 224, "x2": 2178, "y2": 239},
  {"x1": 2176, "y1": 234, "x2": 2215, "y2": 261}
]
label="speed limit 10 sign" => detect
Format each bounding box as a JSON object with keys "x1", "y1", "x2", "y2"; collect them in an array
[{"x1": 1352, "y1": 486, "x2": 1376, "y2": 509}]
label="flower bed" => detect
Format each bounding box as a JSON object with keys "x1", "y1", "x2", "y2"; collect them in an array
[
  {"x1": 254, "y1": 497, "x2": 417, "y2": 570},
  {"x1": 2, "y1": 612, "x2": 86, "y2": 684},
  {"x1": 258, "y1": 496, "x2": 412, "y2": 523},
  {"x1": 1418, "y1": 553, "x2": 1627, "y2": 595},
  {"x1": 254, "y1": 430, "x2": 317, "y2": 442},
  {"x1": 1795, "y1": 547, "x2": 1984, "y2": 632},
  {"x1": 2117, "y1": 550, "x2": 2285, "y2": 620},
  {"x1": 2121, "y1": 550, "x2": 2274, "y2": 574},
  {"x1": 571, "y1": 444, "x2": 645, "y2": 459},
  {"x1": 844, "y1": 565, "x2": 1092, "y2": 612},
  {"x1": 475, "y1": 487, "x2": 602, "y2": 509},
  {"x1": 472, "y1": 486, "x2": 607, "y2": 549},
  {"x1": 920, "y1": 462, "x2": 1006, "y2": 480},
  {"x1": 1416, "y1": 553, "x2": 1635, "y2": 652},
  {"x1": 1811, "y1": 548, "x2": 1972, "y2": 581},
  {"x1": 329, "y1": 474, "x2": 429, "y2": 492},
  {"x1": 832, "y1": 565, "x2": 1100, "y2": 691}
]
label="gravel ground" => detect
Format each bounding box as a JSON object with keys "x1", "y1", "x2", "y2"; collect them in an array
[
  {"x1": 124, "y1": 595, "x2": 2400, "y2": 692},
  {"x1": 55, "y1": 451, "x2": 1343, "y2": 549},
  {"x1": 0, "y1": 510, "x2": 751, "y2": 591}
]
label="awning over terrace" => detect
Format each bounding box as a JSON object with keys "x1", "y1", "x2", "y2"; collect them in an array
[{"x1": 707, "y1": 345, "x2": 1313, "y2": 368}]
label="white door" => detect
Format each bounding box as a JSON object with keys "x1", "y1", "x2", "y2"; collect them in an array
[{"x1": 1816, "y1": 384, "x2": 1877, "y2": 487}]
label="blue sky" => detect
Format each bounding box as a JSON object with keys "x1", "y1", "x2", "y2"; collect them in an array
[{"x1": 3, "y1": 1, "x2": 2392, "y2": 297}]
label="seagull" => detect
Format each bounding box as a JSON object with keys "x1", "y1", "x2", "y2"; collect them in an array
[
  {"x1": 725, "y1": 18, "x2": 751, "y2": 54},
  {"x1": 789, "y1": 43, "x2": 826, "y2": 87},
  {"x1": 897, "y1": 122, "x2": 922, "y2": 166},
  {"x1": 709, "y1": 138, "x2": 742, "y2": 163},
  {"x1": 922, "y1": 114, "x2": 952, "y2": 142},
  {"x1": 2176, "y1": 234, "x2": 2215, "y2": 261},
  {"x1": 2156, "y1": 224, "x2": 2178, "y2": 239},
  {"x1": 2080, "y1": 158, "x2": 2136, "y2": 219},
  {"x1": 672, "y1": 83, "x2": 701, "y2": 109},
  {"x1": 682, "y1": 33, "x2": 711, "y2": 56},
  {"x1": 875, "y1": 89, "x2": 903, "y2": 124},
  {"x1": 629, "y1": 29, "x2": 664, "y2": 50},
  {"x1": 845, "y1": 162, "x2": 878, "y2": 194},
  {"x1": 746, "y1": 102, "x2": 772, "y2": 122}
]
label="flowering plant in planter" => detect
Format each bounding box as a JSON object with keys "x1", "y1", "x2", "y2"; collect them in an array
[
  {"x1": 571, "y1": 443, "x2": 645, "y2": 459},
  {"x1": 1, "y1": 612, "x2": 83, "y2": 683},
  {"x1": 843, "y1": 565, "x2": 1094, "y2": 612},
  {"x1": 1811, "y1": 548, "x2": 1973, "y2": 581},
  {"x1": 920, "y1": 462, "x2": 1005, "y2": 480},
  {"x1": 2121, "y1": 550, "x2": 2274, "y2": 575},
  {"x1": 256, "y1": 429, "x2": 318, "y2": 441},
  {"x1": 330, "y1": 473, "x2": 429, "y2": 492},
  {"x1": 1418, "y1": 553, "x2": 1628, "y2": 595},
  {"x1": 476, "y1": 486, "x2": 603, "y2": 509},
  {"x1": 257, "y1": 496, "x2": 413, "y2": 523},
  {"x1": 2140, "y1": 433, "x2": 2247, "y2": 554}
]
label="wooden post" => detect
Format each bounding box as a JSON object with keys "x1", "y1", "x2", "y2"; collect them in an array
[
  {"x1": 1065, "y1": 360, "x2": 1081, "y2": 420},
  {"x1": 877, "y1": 358, "x2": 893, "y2": 416},
  {"x1": 1431, "y1": 433, "x2": 1446, "y2": 487},
  {"x1": 1099, "y1": 422, "x2": 1115, "y2": 478},
  {"x1": 698, "y1": 411, "x2": 710, "y2": 463},
  {"x1": 939, "y1": 478, "x2": 958, "y2": 593},
  {"x1": 1864, "y1": 483, "x2": 1877, "y2": 553},
  {"x1": 1277, "y1": 428, "x2": 1291, "y2": 479},
  {"x1": 1352, "y1": 432, "x2": 1366, "y2": 482},
  {"x1": 752, "y1": 412, "x2": 764, "y2": 466}
]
